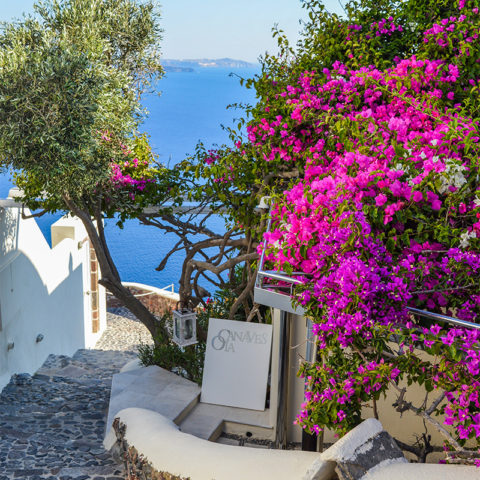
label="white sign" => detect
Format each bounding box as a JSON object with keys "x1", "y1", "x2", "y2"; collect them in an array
[{"x1": 201, "y1": 318, "x2": 273, "y2": 411}]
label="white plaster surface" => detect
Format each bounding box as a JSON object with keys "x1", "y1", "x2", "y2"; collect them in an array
[
  {"x1": 320, "y1": 418, "x2": 383, "y2": 462},
  {"x1": 361, "y1": 462, "x2": 480, "y2": 480},
  {"x1": 302, "y1": 458, "x2": 337, "y2": 480},
  {"x1": 0, "y1": 209, "x2": 106, "y2": 390},
  {"x1": 106, "y1": 363, "x2": 274, "y2": 446},
  {"x1": 201, "y1": 318, "x2": 272, "y2": 410},
  {"x1": 121, "y1": 281, "x2": 179, "y2": 302},
  {"x1": 117, "y1": 407, "x2": 335, "y2": 480}
]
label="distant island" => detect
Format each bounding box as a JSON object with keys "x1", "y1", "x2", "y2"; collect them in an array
[
  {"x1": 161, "y1": 58, "x2": 258, "y2": 72},
  {"x1": 163, "y1": 66, "x2": 195, "y2": 73}
]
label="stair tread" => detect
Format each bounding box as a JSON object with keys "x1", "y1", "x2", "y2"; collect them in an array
[
  {"x1": 105, "y1": 365, "x2": 201, "y2": 433},
  {"x1": 179, "y1": 402, "x2": 273, "y2": 440}
]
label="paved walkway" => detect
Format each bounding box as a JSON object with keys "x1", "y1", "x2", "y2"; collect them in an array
[
  {"x1": 95, "y1": 309, "x2": 153, "y2": 352},
  {"x1": 0, "y1": 312, "x2": 142, "y2": 480}
]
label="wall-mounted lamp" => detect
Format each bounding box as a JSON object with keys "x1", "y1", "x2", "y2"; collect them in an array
[
  {"x1": 36, "y1": 334, "x2": 44, "y2": 343},
  {"x1": 7, "y1": 341, "x2": 14, "y2": 351}
]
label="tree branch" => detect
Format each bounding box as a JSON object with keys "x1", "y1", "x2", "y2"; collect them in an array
[
  {"x1": 391, "y1": 384, "x2": 463, "y2": 452},
  {"x1": 21, "y1": 207, "x2": 48, "y2": 219},
  {"x1": 228, "y1": 263, "x2": 259, "y2": 320}
]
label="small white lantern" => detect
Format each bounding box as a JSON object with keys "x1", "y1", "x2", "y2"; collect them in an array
[{"x1": 172, "y1": 305, "x2": 197, "y2": 347}]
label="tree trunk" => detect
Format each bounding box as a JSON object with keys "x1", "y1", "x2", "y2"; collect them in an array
[{"x1": 62, "y1": 195, "x2": 167, "y2": 344}]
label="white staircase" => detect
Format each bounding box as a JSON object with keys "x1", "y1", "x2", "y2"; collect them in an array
[{"x1": 104, "y1": 362, "x2": 274, "y2": 449}]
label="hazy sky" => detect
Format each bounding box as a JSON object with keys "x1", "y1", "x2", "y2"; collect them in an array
[{"x1": 0, "y1": 1, "x2": 344, "y2": 63}]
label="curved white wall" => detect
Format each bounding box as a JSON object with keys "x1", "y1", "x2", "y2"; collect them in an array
[{"x1": 116, "y1": 407, "x2": 333, "y2": 480}]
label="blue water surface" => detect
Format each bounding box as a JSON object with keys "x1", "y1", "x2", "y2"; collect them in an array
[{"x1": 0, "y1": 67, "x2": 259, "y2": 291}]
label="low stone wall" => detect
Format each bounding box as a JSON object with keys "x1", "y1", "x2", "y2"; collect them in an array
[
  {"x1": 107, "y1": 283, "x2": 178, "y2": 319},
  {"x1": 113, "y1": 418, "x2": 189, "y2": 480}
]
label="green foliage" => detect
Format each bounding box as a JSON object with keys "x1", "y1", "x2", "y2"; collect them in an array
[{"x1": 0, "y1": 0, "x2": 163, "y2": 213}]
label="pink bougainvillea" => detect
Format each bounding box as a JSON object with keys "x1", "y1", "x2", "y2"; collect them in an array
[
  {"x1": 246, "y1": 24, "x2": 480, "y2": 462},
  {"x1": 97, "y1": 131, "x2": 155, "y2": 203},
  {"x1": 191, "y1": 2, "x2": 480, "y2": 462}
]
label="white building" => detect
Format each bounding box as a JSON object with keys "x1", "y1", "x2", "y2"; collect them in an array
[{"x1": 0, "y1": 192, "x2": 106, "y2": 390}]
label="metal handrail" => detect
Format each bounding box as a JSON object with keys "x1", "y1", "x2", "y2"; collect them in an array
[
  {"x1": 256, "y1": 211, "x2": 480, "y2": 331},
  {"x1": 406, "y1": 307, "x2": 480, "y2": 331},
  {"x1": 258, "y1": 270, "x2": 304, "y2": 285}
]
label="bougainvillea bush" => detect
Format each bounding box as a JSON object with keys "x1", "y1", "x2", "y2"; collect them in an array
[
  {"x1": 246, "y1": 2, "x2": 480, "y2": 465},
  {"x1": 144, "y1": 0, "x2": 479, "y2": 461}
]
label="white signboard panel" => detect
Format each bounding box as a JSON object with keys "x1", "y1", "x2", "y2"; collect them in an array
[{"x1": 201, "y1": 318, "x2": 273, "y2": 411}]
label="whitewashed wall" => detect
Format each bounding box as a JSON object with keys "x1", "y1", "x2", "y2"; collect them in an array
[
  {"x1": 51, "y1": 215, "x2": 107, "y2": 349},
  {"x1": 0, "y1": 204, "x2": 106, "y2": 390}
]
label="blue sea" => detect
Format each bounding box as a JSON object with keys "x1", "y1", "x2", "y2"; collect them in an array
[{"x1": 0, "y1": 67, "x2": 259, "y2": 291}]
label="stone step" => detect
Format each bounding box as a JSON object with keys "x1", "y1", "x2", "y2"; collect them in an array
[
  {"x1": 104, "y1": 364, "x2": 201, "y2": 449},
  {"x1": 179, "y1": 405, "x2": 224, "y2": 440},
  {"x1": 103, "y1": 362, "x2": 276, "y2": 448},
  {"x1": 35, "y1": 350, "x2": 137, "y2": 382},
  {"x1": 179, "y1": 402, "x2": 274, "y2": 442},
  {"x1": 173, "y1": 386, "x2": 201, "y2": 425},
  {"x1": 0, "y1": 348, "x2": 131, "y2": 480},
  {"x1": 35, "y1": 352, "x2": 96, "y2": 379}
]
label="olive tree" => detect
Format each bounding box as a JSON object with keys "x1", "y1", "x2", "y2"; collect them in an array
[{"x1": 0, "y1": 0, "x2": 168, "y2": 340}]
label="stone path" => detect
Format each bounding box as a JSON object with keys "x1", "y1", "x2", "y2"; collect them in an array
[
  {"x1": 95, "y1": 310, "x2": 153, "y2": 352},
  {"x1": 0, "y1": 343, "x2": 137, "y2": 479}
]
